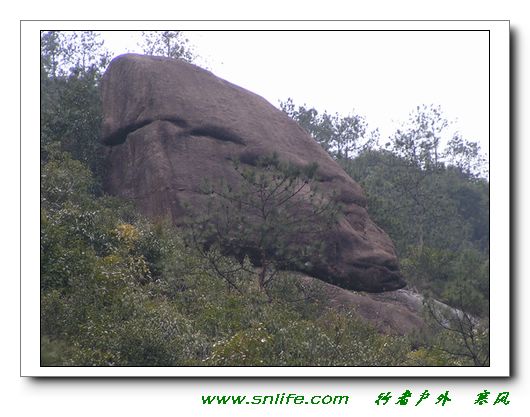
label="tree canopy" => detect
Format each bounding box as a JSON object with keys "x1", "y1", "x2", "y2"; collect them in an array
[{"x1": 138, "y1": 31, "x2": 196, "y2": 62}]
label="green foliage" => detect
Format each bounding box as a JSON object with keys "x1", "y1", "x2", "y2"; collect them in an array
[
  {"x1": 188, "y1": 154, "x2": 339, "y2": 294},
  {"x1": 343, "y1": 147, "x2": 490, "y2": 356},
  {"x1": 420, "y1": 298, "x2": 490, "y2": 366},
  {"x1": 39, "y1": 134, "x2": 488, "y2": 368},
  {"x1": 400, "y1": 247, "x2": 457, "y2": 293},
  {"x1": 444, "y1": 133, "x2": 488, "y2": 179},
  {"x1": 282, "y1": 99, "x2": 489, "y2": 300},
  {"x1": 386, "y1": 104, "x2": 448, "y2": 170},
  {"x1": 41, "y1": 31, "x2": 111, "y2": 78},
  {"x1": 41, "y1": 31, "x2": 110, "y2": 187},
  {"x1": 342, "y1": 150, "x2": 479, "y2": 254},
  {"x1": 139, "y1": 31, "x2": 196, "y2": 62},
  {"x1": 205, "y1": 303, "x2": 409, "y2": 367},
  {"x1": 404, "y1": 346, "x2": 456, "y2": 366},
  {"x1": 40, "y1": 149, "x2": 417, "y2": 366},
  {"x1": 280, "y1": 98, "x2": 378, "y2": 159},
  {"x1": 402, "y1": 246, "x2": 489, "y2": 366},
  {"x1": 41, "y1": 143, "x2": 95, "y2": 207},
  {"x1": 399, "y1": 245, "x2": 488, "y2": 305},
  {"x1": 282, "y1": 100, "x2": 490, "y2": 365}
]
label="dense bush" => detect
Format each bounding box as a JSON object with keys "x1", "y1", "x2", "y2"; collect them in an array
[{"x1": 40, "y1": 149, "x2": 417, "y2": 366}]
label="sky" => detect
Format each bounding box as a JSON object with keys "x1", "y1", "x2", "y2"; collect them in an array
[{"x1": 100, "y1": 30, "x2": 490, "y2": 157}]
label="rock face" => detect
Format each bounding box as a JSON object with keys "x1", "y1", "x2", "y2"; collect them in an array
[
  {"x1": 100, "y1": 54, "x2": 406, "y2": 292},
  {"x1": 299, "y1": 276, "x2": 424, "y2": 335}
]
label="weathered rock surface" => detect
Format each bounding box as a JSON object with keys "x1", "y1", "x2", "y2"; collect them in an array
[
  {"x1": 299, "y1": 276, "x2": 424, "y2": 335},
  {"x1": 100, "y1": 53, "x2": 406, "y2": 292},
  {"x1": 300, "y1": 275, "x2": 472, "y2": 335}
]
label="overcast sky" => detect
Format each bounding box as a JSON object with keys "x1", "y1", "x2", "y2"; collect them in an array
[{"x1": 100, "y1": 30, "x2": 490, "y2": 156}]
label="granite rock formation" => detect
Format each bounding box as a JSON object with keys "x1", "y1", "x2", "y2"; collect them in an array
[{"x1": 100, "y1": 54, "x2": 406, "y2": 292}]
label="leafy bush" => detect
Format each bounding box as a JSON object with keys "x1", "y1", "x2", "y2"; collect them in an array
[{"x1": 40, "y1": 150, "x2": 414, "y2": 366}]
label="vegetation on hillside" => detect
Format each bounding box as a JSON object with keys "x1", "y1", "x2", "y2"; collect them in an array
[{"x1": 40, "y1": 31, "x2": 489, "y2": 366}]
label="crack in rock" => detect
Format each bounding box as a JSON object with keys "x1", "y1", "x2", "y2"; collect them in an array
[{"x1": 103, "y1": 118, "x2": 245, "y2": 147}]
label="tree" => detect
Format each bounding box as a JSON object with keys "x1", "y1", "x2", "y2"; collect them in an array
[
  {"x1": 139, "y1": 31, "x2": 195, "y2": 62},
  {"x1": 379, "y1": 105, "x2": 472, "y2": 253},
  {"x1": 40, "y1": 31, "x2": 111, "y2": 79},
  {"x1": 280, "y1": 98, "x2": 377, "y2": 159},
  {"x1": 188, "y1": 154, "x2": 339, "y2": 296},
  {"x1": 404, "y1": 241, "x2": 489, "y2": 366},
  {"x1": 423, "y1": 290, "x2": 489, "y2": 366},
  {"x1": 444, "y1": 133, "x2": 488, "y2": 179},
  {"x1": 40, "y1": 31, "x2": 111, "y2": 187},
  {"x1": 346, "y1": 148, "x2": 468, "y2": 256},
  {"x1": 40, "y1": 31, "x2": 63, "y2": 79},
  {"x1": 386, "y1": 104, "x2": 448, "y2": 170}
]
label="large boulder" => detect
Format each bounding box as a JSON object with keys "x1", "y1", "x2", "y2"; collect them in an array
[{"x1": 100, "y1": 53, "x2": 406, "y2": 292}]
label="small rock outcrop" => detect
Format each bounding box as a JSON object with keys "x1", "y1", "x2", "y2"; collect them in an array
[
  {"x1": 100, "y1": 54, "x2": 406, "y2": 292},
  {"x1": 299, "y1": 276, "x2": 424, "y2": 335}
]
